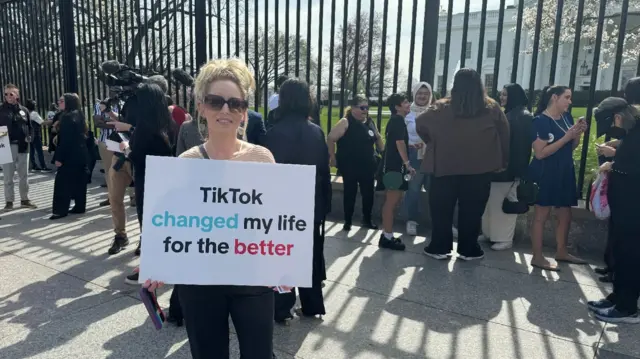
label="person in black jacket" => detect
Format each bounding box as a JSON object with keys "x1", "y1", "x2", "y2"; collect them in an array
[
  {"x1": 588, "y1": 97, "x2": 640, "y2": 324},
  {"x1": 262, "y1": 78, "x2": 331, "y2": 324},
  {"x1": 481, "y1": 84, "x2": 532, "y2": 251},
  {"x1": 245, "y1": 109, "x2": 267, "y2": 145},
  {"x1": 118, "y1": 84, "x2": 183, "y2": 326},
  {"x1": 594, "y1": 77, "x2": 640, "y2": 282},
  {"x1": 0, "y1": 84, "x2": 36, "y2": 210},
  {"x1": 50, "y1": 93, "x2": 90, "y2": 220}
]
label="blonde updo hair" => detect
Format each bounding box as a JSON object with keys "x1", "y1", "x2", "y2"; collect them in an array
[{"x1": 194, "y1": 58, "x2": 256, "y2": 102}]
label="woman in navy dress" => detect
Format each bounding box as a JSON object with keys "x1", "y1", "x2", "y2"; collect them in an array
[{"x1": 529, "y1": 85, "x2": 587, "y2": 271}]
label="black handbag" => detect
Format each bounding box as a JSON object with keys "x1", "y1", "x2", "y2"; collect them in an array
[
  {"x1": 516, "y1": 180, "x2": 538, "y2": 205},
  {"x1": 502, "y1": 182, "x2": 530, "y2": 215}
]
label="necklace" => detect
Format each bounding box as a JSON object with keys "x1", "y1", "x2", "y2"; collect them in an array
[{"x1": 544, "y1": 111, "x2": 571, "y2": 134}]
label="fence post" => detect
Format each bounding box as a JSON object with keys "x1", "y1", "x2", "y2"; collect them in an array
[
  {"x1": 59, "y1": 0, "x2": 78, "y2": 93},
  {"x1": 419, "y1": 0, "x2": 440, "y2": 85},
  {"x1": 195, "y1": 0, "x2": 207, "y2": 71}
]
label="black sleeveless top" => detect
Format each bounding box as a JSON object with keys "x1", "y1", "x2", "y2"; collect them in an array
[{"x1": 336, "y1": 114, "x2": 377, "y2": 175}]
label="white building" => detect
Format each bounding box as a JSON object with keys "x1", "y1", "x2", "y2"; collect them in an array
[{"x1": 434, "y1": 5, "x2": 639, "y2": 94}]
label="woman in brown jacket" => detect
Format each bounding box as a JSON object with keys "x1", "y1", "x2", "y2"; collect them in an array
[{"x1": 416, "y1": 68, "x2": 510, "y2": 261}]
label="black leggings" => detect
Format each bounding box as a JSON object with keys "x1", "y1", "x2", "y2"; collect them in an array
[{"x1": 179, "y1": 285, "x2": 274, "y2": 359}]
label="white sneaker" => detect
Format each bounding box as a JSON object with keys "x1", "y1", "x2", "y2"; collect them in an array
[
  {"x1": 406, "y1": 221, "x2": 418, "y2": 236},
  {"x1": 452, "y1": 227, "x2": 459, "y2": 238},
  {"x1": 491, "y1": 242, "x2": 513, "y2": 251}
]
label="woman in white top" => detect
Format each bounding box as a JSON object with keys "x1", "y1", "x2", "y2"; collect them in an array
[{"x1": 403, "y1": 82, "x2": 432, "y2": 235}]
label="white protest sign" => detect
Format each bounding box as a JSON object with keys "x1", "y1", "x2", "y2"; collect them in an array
[
  {"x1": 139, "y1": 156, "x2": 316, "y2": 288},
  {"x1": 0, "y1": 126, "x2": 13, "y2": 165}
]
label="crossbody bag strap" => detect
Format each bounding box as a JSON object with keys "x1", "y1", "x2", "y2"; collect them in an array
[{"x1": 198, "y1": 144, "x2": 210, "y2": 159}]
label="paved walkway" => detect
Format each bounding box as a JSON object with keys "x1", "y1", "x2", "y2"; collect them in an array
[{"x1": 0, "y1": 171, "x2": 639, "y2": 359}]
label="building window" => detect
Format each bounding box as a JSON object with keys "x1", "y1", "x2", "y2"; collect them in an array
[
  {"x1": 439, "y1": 44, "x2": 446, "y2": 60},
  {"x1": 465, "y1": 42, "x2": 472, "y2": 59},
  {"x1": 485, "y1": 74, "x2": 495, "y2": 90},
  {"x1": 487, "y1": 40, "x2": 497, "y2": 59},
  {"x1": 437, "y1": 75, "x2": 444, "y2": 90}
]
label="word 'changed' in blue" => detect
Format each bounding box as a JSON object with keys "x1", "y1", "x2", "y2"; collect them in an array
[{"x1": 151, "y1": 211, "x2": 238, "y2": 232}]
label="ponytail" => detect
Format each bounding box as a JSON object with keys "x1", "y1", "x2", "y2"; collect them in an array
[
  {"x1": 535, "y1": 85, "x2": 570, "y2": 116},
  {"x1": 344, "y1": 106, "x2": 352, "y2": 118}
]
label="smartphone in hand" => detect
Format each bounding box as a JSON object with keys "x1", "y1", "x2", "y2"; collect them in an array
[{"x1": 140, "y1": 287, "x2": 166, "y2": 330}]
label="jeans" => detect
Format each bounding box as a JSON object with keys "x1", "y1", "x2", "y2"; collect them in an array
[
  {"x1": 2, "y1": 144, "x2": 30, "y2": 203},
  {"x1": 29, "y1": 136, "x2": 47, "y2": 169},
  {"x1": 403, "y1": 147, "x2": 430, "y2": 222}
]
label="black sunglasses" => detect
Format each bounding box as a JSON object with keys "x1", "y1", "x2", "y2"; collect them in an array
[
  {"x1": 4, "y1": 92, "x2": 15, "y2": 97},
  {"x1": 359, "y1": 106, "x2": 369, "y2": 111},
  {"x1": 203, "y1": 94, "x2": 249, "y2": 112}
]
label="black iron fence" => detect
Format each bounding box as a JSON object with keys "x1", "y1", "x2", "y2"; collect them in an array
[{"x1": 0, "y1": 0, "x2": 639, "y2": 199}]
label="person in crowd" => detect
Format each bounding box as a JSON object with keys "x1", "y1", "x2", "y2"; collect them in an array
[
  {"x1": 594, "y1": 76, "x2": 640, "y2": 282},
  {"x1": 246, "y1": 108, "x2": 267, "y2": 145},
  {"x1": 0, "y1": 84, "x2": 37, "y2": 210},
  {"x1": 118, "y1": 83, "x2": 182, "y2": 325},
  {"x1": 403, "y1": 82, "x2": 433, "y2": 236},
  {"x1": 50, "y1": 93, "x2": 90, "y2": 220},
  {"x1": 624, "y1": 77, "x2": 640, "y2": 105},
  {"x1": 588, "y1": 97, "x2": 640, "y2": 324},
  {"x1": 145, "y1": 58, "x2": 278, "y2": 359},
  {"x1": 46, "y1": 103, "x2": 57, "y2": 122},
  {"x1": 376, "y1": 93, "x2": 415, "y2": 250},
  {"x1": 528, "y1": 85, "x2": 588, "y2": 271},
  {"x1": 176, "y1": 113, "x2": 203, "y2": 156},
  {"x1": 266, "y1": 75, "x2": 289, "y2": 130},
  {"x1": 24, "y1": 99, "x2": 51, "y2": 171},
  {"x1": 480, "y1": 84, "x2": 533, "y2": 251},
  {"x1": 169, "y1": 104, "x2": 187, "y2": 129},
  {"x1": 47, "y1": 103, "x2": 61, "y2": 161},
  {"x1": 262, "y1": 78, "x2": 331, "y2": 323},
  {"x1": 94, "y1": 99, "x2": 124, "y2": 200},
  {"x1": 327, "y1": 95, "x2": 383, "y2": 231},
  {"x1": 416, "y1": 68, "x2": 509, "y2": 261}
]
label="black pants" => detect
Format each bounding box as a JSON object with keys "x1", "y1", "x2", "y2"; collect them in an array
[
  {"x1": 603, "y1": 217, "x2": 615, "y2": 271},
  {"x1": 29, "y1": 135, "x2": 47, "y2": 169},
  {"x1": 275, "y1": 221, "x2": 326, "y2": 320},
  {"x1": 342, "y1": 170, "x2": 375, "y2": 224},
  {"x1": 179, "y1": 285, "x2": 274, "y2": 359},
  {"x1": 52, "y1": 165, "x2": 88, "y2": 216},
  {"x1": 607, "y1": 227, "x2": 640, "y2": 313},
  {"x1": 427, "y1": 173, "x2": 492, "y2": 256},
  {"x1": 169, "y1": 285, "x2": 183, "y2": 319}
]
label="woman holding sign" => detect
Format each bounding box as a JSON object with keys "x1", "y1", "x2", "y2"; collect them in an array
[
  {"x1": 263, "y1": 78, "x2": 331, "y2": 323},
  {"x1": 145, "y1": 58, "x2": 278, "y2": 359}
]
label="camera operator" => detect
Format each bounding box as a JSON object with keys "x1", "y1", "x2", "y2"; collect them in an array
[{"x1": 93, "y1": 99, "x2": 133, "y2": 206}]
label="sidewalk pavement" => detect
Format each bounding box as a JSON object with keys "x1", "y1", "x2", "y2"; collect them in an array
[{"x1": 0, "y1": 170, "x2": 639, "y2": 359}]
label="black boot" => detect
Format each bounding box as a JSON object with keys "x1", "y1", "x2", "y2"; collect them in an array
[{"x1": 108, "y1": 235, "x2": 130, "y2": 255}]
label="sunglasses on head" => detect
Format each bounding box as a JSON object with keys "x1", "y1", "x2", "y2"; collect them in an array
[{"x1": 203, "y1": 94, "x2": 248, "y2": 112}]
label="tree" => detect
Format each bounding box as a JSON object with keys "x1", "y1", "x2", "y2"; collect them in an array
[
  {"x1": 332, "y1": 12, "x2": 393, "y2": 98},
  {"x1": 240, "y1": 27, "x2": 317, "y2": 106},
  {"x1": 521, "y1": 0, "x2": 640, "y2": 68}
]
